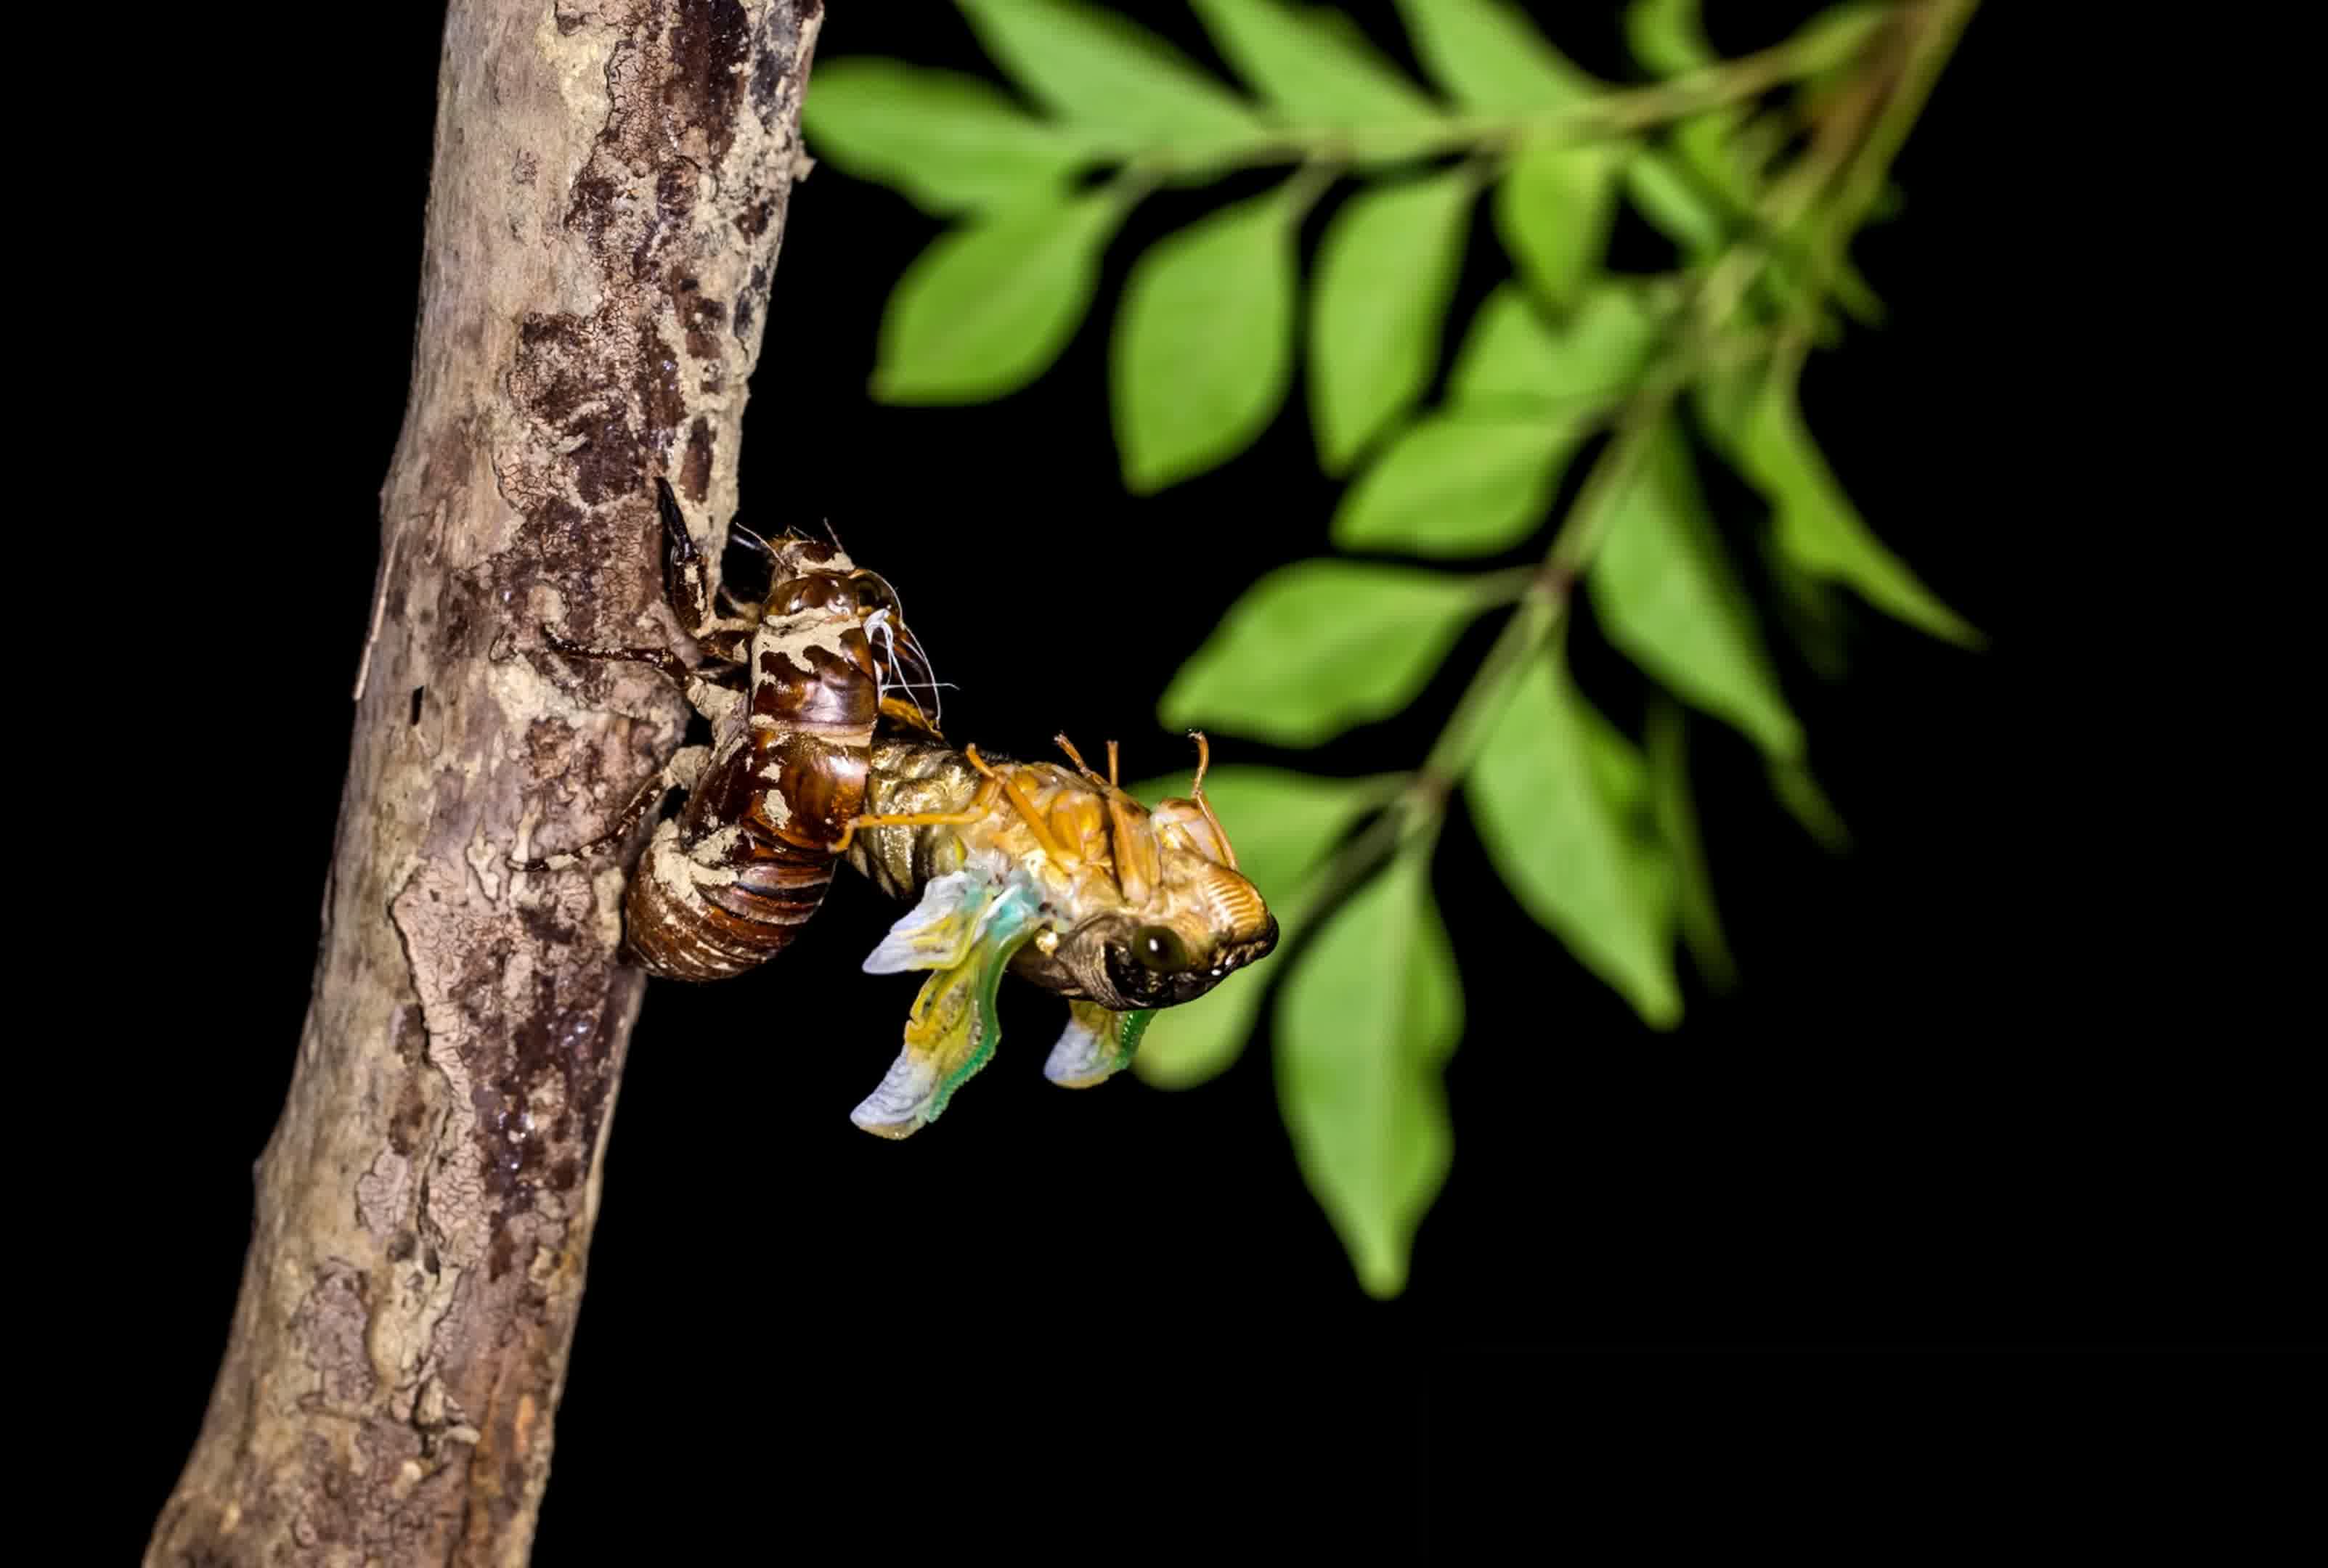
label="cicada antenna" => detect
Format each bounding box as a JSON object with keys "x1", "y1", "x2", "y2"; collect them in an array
[{"x1": 966, "y1": 746, "x2": 1080, "y2": 870}]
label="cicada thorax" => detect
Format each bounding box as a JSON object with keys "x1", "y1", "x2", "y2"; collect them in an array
[
  {"x1": 844, "y1": 739, "x2": 1279, "y2": 1008},
  {"x1": 624, "y1": 558, "x2": 942, "y2": 982}
]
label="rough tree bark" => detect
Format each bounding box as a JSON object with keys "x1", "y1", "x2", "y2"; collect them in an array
[{"x1": 150, "y1": 4, "x2": 823, "y2": 1561}]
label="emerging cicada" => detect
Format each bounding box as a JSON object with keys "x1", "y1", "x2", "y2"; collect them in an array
[
  {"x1": 524, "y1": 480, "x2": 1277, "y2": 1136},
  {"x1": 839, "y1": 730, "x2": 1277, "y2": 1136}
]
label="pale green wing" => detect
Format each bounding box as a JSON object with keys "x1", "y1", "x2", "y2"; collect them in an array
[
  {"x1": 1043, "y1": 1001, "x2": 1155, "y2": 1089},
  {"x1": 852, "y1": 878, "x2": 1044, "y2": 1138}
]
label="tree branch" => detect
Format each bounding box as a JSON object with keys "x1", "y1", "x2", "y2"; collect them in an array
[{"x1": 148, "y1": 4, "x2": 823, "y2": 1562}]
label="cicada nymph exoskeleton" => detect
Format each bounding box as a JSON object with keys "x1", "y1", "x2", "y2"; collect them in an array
[
  {"x1": 523, "y1": 478, "x2": 945, "y2": 981},
  {"x1": 519, "y1": 478, "x2": 1277, "y2": 1137}
]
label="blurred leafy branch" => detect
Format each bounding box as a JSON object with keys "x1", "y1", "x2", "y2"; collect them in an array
[{"x1": 804, "y1": 0, "x2": 1980, "y2": 1297}]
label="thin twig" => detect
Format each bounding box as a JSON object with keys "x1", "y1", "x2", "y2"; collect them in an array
[{"x1": 1126, "y1": 16, "x2": 1897, "y2": 180}]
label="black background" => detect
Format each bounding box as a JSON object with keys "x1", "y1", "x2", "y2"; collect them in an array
[{"x1": 103, "y1": 1, "x2": 2309, "y2": 1556}]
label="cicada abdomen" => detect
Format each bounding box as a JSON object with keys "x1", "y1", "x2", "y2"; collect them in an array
[{"x1": 532, "y1": 478, "x2": 943, "y2": 981}]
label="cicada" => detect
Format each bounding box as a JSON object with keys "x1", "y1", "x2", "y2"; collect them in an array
[
  {"x1": 524, "y1": 479, "x2": 1277, "y2": 1137},
  {"x1": 838, "y1": 729, "x2": 1276, "y2": 1136}
]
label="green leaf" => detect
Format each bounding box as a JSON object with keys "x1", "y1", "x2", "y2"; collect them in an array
[
  {"x1": 1672, "y1": 111, "x2": 1757, "y2": 212},
  {"x1": 1706, "y1": 367, "x2": 1982, "y2": 647},
  {"x1": 1623, "y1": 0, "x2": 1761, "y2": 243},
  {"x1": 1590, "y1": 422, "x2": 1803, "y2": 759},
  {"x1": 1393, "y1": 0, "x2": 1601, "y2": 112},
  {"x1": 1468, "y1": 648, "x2": 1682, "y2": 1026},
  {"x1": 1646, "y1": 700, "x2": 1735, "y2": 989},
  {"x1": 1767, "y1": 755, "x2": 1851, "y2": 852},
  {"x1": 1761, "y1": 531, "x2": 1852, "y2": 680},
  {"x1": 1624, "y1": 147, "x2": 1728, "y2": 256},
  {"x1": 1160, "y1": 560, "x2": 1493, "y2": 746},
  {"x1": 800, "y1": 61, "x2": 1099, "y2": 214},
  {"x1": 871, "y1": 192, "x2": 1123, "y2": 403},
  {"x1": 1494, "y1": 139, "x2": 1621, "y2": 310},
  {"x1": 957, "y1": 0, "x2": 1265, "y2": 158},
  {"x1": 1332, "y1": 412, "x2": 1584, "y2": 558},
  {"x1": 1113, "y1": 186, "x2": 1300, "y2": 492},
  {"x1": 1122, "y1": 767, "x2": 1391, "y2": 1088},
  {"x1": 1792, "y1": 4, "x2": 1893, "y2": 75},
  {"x1": 1309, "y1": 168, "x2": 1478, "y2": 473},
  {"x1": 1624, "y1": 0, "x2": 1715, "y2": 76},
  {"x1": 1447, "y1": 282, "x2": 1664, "y2": 407},
  {"x1": 1277, "y1": 847, "x2": 1461, "y2": 1298},
  {"x1": 1576, "y1": 696, "x2": 1652, "y2": 821},
  {"x1": 1192, "y1": 0, "x2": 1441, "y2": 126}
]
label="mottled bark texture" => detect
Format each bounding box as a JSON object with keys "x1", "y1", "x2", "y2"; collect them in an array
[{"x1": 150, "y1": 4, "x2": 823, "y2": 1562}]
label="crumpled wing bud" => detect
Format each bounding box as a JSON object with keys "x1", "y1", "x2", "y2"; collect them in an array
[
  {"x1": 1043, "y1": 1000, "x2": 1153, "y2": 1089},
  {"x1": 852, "y1": 878, "x2": 1043, "y2": 1138},
  {"x1": 860, "y1": 869, "x2": 996, "y2": 975}
]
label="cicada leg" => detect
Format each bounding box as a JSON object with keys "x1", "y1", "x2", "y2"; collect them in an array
[
  {"x1": 964, "y1": 744, "x2": 1082, "y2": 870},
  {"x1": 539, "y1": 626, "x2": 696, "y2": 684},
  {"x1": 827, "y1": 772, "x2": 1003, "y2": 855},
  {"x1": 508, "y1": 745, "x2": 710, "y2": 870},
  {"x1": 1050, "y1": 734, "x2": 1156, "y2": 902},
  {"x1": 1051, "y1": 732, "x2": 1110, "y2": 787}
]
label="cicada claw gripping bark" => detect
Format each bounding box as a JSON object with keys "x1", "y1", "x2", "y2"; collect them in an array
[{"x1": 517, "y1": 478, "x2": 1278, "y2": 1136}]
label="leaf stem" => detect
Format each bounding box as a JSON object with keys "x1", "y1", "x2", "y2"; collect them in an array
[
  {"x1": 1125, "y1": 17, "x2": 1899, "y2": 181},
  {"x1": 1794, "y1": 0, "x2": 1979, "y2": 318}
]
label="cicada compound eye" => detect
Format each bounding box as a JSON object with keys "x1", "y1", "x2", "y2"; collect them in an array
[{"x1": 1132, "y1": 926, "x2": 1189, "y2": 973}]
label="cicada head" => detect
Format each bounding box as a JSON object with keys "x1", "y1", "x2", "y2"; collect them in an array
[
  {"x1": 1057, "y1": 868, "x2": 1280, "y2": 1010},
  {"x1": 1020, "y1": 735, "x2": 1278, "y2": 1010}
]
